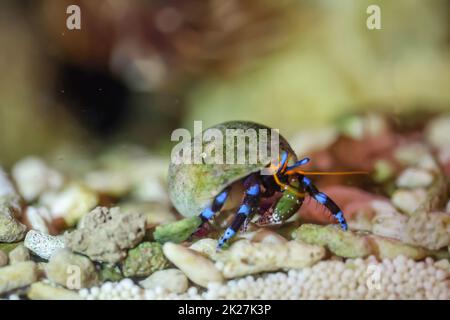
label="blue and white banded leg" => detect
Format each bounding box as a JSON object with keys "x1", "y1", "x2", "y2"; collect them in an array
[
  {"x1": 300, "y1": 175, "x2": 348, "y2": 231},
  {"x1": 217, "y1": 174, "x2": 261, "y2": 249},
  {"x1": 198, "y1": 187, "x2": 230, "y2": 223}
]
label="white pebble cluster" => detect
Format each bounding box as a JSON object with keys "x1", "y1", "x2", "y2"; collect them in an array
[
  {"x1": 79, "y1": 279, "x2": 143, "y2": 300},
  {"x1": 200, "y1": 256, "x2": 449, "y2": 300},
  {"x1": 78, "y1": 256, "x2": 449, "y2": 300}
]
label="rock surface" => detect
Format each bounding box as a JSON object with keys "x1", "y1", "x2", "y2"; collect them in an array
[
  {"x1": 8, "y1": 244, "x2": 30, "y2": 264},
  {"x1": 213, "y1": 239, "x2": 326, "y2": 278},
  {"x1": 139, "y1": 268, "x2": 188, "y2": 293},
  {"x1": 294, "y1": 224, "x2": 371, "y2": 258},
  {"x1": 0, "y1": 261, "x2": 37, "y2": 294},
  {"x1": 64, "y1": 206, "x2": 146, "y2": 263},
  {"x1": 28, "y1": 282, "x2": 81, "y2": 300},
  {"x1": 45, "y1": 249, "x2": 99, "y2": 289},
  {"x1": 0, "y1": 168, "x2": 27, "y2": 243},
  {"x1": 294, "y1": 224, "x2": 448, "y2": 261},
  {"x1": 153, "y1": 216, "x2": 202, "y2": 244},
  {"x1": 122, "y1": 242, "x2": 170, "y2": 277},
  {"x1": 0, "y1": 250, "x2": 7, "y2": 267}
]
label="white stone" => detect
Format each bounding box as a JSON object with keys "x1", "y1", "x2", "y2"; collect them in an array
[
  {"x1": 24, "y1": 230, "x2": 65, "y2": 260},
  {"x1": 425, "y1": 115, "x2": 450, "y2": 149},
  {"x1": 12, "y1": 157, "x2": 64, "y2": 202},
  {"x1": 25, "y1": 207, "x2": 51, "y2": 234},
  {"x1": 139, "y1": 268, "x2": 188, "y2": 294},
  {"x1": 396, "y1": 168, "x2": 433, "y2": 188},
  {"x1": 391, "y1": 189, "x2": 427, "y2": 215},
  {"x1": 371, "y1": 203, "x2": 408, "y2": 240},
  {"x1": 39, "y1": 183, "x2": 98, "y2": 226}
]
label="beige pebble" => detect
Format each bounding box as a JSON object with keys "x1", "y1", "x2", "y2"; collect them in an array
[
  {"x1": 8, "y1": 244, "x2": 30, "y2": 264},
  {"x1": 396, "y1": 168, "x2": 433, "y2": 188},
  {"x1": 139, "y1": 269, "x2": 188, "y2": 294},
  {"x1": 391, "y1": 189, "x2": 426, "y2": 215},
  {"x1": 425, "y1": 116, "x2": 450, "y2": 149},
  {"x1": 0, "y1": 261, "x2": 37, "y2": 294},
  {"x1": 189, "y1": 238, "x2": 219, "y2": 259},
  {"x1": 246, "y1": 228, "x2": 288, "y2": 245},
  {"x1": 163, "y1": 242, "x2": 224, "y2": 288},
  {"x1": 45, "y1": 249, "x2": 98, "y2": 289},
  {"x1": 28, "y1": 282, "x2": 81, "y2": 300},
  {"x1": 0, "y1": 250, "x2": 8, "y2": 267}
]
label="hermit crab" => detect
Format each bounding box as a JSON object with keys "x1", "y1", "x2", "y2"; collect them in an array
[{"x1": 168, "y1": 121, "x2": 352, "y2": 249}]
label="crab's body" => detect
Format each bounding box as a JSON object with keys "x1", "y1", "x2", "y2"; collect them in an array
[
  {"x1": 168, "y1": 121, "x2": 295, "y2": 218},
  {"x1": 168, "y1": 121, "x2": 348, "y2": 249}
]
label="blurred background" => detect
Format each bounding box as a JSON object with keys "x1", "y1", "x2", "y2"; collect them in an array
[{"x1": 1, "y1": 0, "x2": 450, "y2": 167}]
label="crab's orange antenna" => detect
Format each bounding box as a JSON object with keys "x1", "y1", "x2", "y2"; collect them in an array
[
  {"x1": 281, "y1": 155, "x2": 290, "y2": 172},
  {"x1": 285, "y1": 168, "x2": 369, "y2": 176}
]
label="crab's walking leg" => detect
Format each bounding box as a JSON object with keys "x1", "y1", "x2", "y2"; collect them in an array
[
  {"x1": 217, "y1": 174, "x2": 261, "y2": 249},
  {"x1": 300, "y1": 176, "x2": 348, "y2": 231},
  {"x1": 199, "y1": 187, "x2": 230, "y2": 223},
  {"x1": 192, "y1": 187, "x2": 231, "y2": 237}
]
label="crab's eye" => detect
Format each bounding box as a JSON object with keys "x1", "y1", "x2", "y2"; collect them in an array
[{"x1": 276, "y1": 151, "x2": 289, "y2": 173}]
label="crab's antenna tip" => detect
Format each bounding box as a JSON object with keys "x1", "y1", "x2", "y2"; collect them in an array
[{"x1": 289, "y1": 170, "x2": 369, "y2": 176}]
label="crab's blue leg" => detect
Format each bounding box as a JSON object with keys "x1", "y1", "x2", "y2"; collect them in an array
[
  {"x1": 217, "y1": 175, "x2": 261, "y2": 249},
  {"x1": 300, "y1": 176, "x2": 348, "y2": 231},
  {"x1": 199, "y1": 187, "x2": 230, "y2": 223}
]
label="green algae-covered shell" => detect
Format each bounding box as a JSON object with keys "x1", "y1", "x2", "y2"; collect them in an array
[{"x1": 168, "y1": 121, "x2": 296, "y2": 217}]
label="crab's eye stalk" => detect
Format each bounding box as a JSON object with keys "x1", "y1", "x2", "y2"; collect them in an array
[
  {"x1": 276, "y1": 151, "x2": 290, "y2": 173},
  {"x1": 286, "y1": 157, "x2": 310, "y2": 171}
]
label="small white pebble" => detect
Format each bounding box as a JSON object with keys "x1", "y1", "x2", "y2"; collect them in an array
[
  {"x1": 131, "y1": 286, "x2": 141, "y2": 296},
  {"x1": 187, "y1": 287, "x2": 198, "y2": 296},
  {"x1": 120, "y1": 278, "x2": 134, "y2": 289},
  {"x1": 90, "y1": 287, "x2": 100, "y2": 297},
  {"x1": 79, "y1": 288, "x2": 89, "y2": 298},
  {"x1": 120, "y1": 290, "x2": 131, "y2": 300},
  {"x1": 144, "y1": 290, "x2": 156, "y2": 300},
  {"x1": 101, "y1": 282, "x2": 113, "y2": 293}
]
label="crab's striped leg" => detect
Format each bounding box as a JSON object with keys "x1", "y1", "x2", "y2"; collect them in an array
[
  {"x1": 198, "y1": 187, "x2": 230, "y2": 223},
  {"x1": 300, "y1": 176, "x2": 348, "y2": 231},
  {"x1": 217, "y1": 175, "x2": 261, "y2": 249}
]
